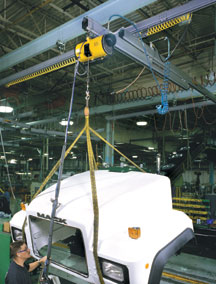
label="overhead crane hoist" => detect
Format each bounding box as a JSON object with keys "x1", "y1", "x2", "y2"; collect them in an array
[
  {"x1": 75, "y1": 34, "x2": 116, "y2": 63},
  {"x1": 0, "y1": 23, "x2": 215, "y2": 116},
  {"x1": 0, "y1": 0, "x2": 215, "y2": 107},
  {"x1": 1, "y1": 33, "x2": 116, "y2": 88}
]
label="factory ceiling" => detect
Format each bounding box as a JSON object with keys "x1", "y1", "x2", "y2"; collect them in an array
[{"x1": 0, "y1": 0, "x2": 216, "y2": 175}]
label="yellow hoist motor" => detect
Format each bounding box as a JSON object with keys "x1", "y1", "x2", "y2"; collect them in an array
[{"x1": 75, "y1": 34, "x2": 116, "y2": 63}]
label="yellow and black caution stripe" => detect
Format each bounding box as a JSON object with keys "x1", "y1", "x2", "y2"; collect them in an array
[
  {"x1": 175, "y1": 208, "x2": 208, "y2": 215},
  {"x1": 173, "y1": 197, "x2": 208, "y2": 203},
  {"x1": 173, "y1": 203, "x2": 209, "y2": 209},
  {"x1": 172, "y1": 197, "x2": 210, "y2": 223},
  {"x1": 145, "y1": 13, "x2": 192, "y2": 37},
  {"x1": 6, "y1": 57, "x2": 76, "y2": 87}
]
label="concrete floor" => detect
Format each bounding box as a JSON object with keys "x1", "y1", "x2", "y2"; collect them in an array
[{"x1": 161, "y1": 252, "x2": 216, "y2": 284}]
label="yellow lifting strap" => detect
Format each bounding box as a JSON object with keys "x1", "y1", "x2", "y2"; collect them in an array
[
  {"x1": 32, "y1": 108, "x2": 145, "y2": 200},
  {"x1": 26, "y1": 106, "x2": 145, "y2": 284},
  {"x1": 84, "y1": 106, "x2": 104, "y2": 284},
  {"x1": 0, "y1": 188, "x2": 4, "y2": 194}
]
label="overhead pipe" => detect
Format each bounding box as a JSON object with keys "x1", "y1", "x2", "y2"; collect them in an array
[
  {"x1": 27, "y1": 116, "x2": 61, "y2": 126},
  {"x1": 15, "y1": 111, "x2": 34, "y2": 119},
  {"x1": 20, "y1": 128, "x2": 100, "y2": 141},
  {"x1": 0, "y1": 0, "x2": 157, "y2": 72},
  {"x1": 71, "y1": 85, "x2": 216, "y2": 118},
  {"x1": 0, "y1": 115, "x2": 100, "y2": 140},
  {"x1": 106, "y1": 100, "x2": 215, "y2": 121}
]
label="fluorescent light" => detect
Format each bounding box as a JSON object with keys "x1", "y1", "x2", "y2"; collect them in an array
[
  {"x1": 28, "y1": 158, "x2": 33, "y2": 161},
  {"x1": 148, "y1": 147, "x2": 154, "y2": 150},
  {"x1": 136, "y1": 121, "x2": 147, "y2": 126},
  {"x1": 9, "y1": 159, "x2": 17, "y2": 164},
  {"x1": 15, "y1": 172, "x2": 31, "y2": 175},
  {"x1": 0, "y1": 106, "x2": 13, "y2": 113},
  {"x1": 132, "y1": 155, "x2": 138, "y2": 158},
  {"x1": 59, "y1": 120, "x2": 73, "y2": 126}
]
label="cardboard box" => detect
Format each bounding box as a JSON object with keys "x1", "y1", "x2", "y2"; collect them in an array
[{"x1": 3, "y1": 222, "x2": 10, "y2": 233}]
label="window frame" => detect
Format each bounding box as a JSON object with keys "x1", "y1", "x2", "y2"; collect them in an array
[{"x1": 28, "y1": 215, "x2": 89, "y2": 278}]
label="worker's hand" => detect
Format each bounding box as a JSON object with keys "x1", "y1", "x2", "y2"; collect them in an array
[{"x1": 39, "y1": 255, "x2": 47, "y2": 264}]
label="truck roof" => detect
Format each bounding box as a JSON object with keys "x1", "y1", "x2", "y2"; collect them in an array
[{"x1": 27, "y1": 170, "x2": 172, "y2": 235}]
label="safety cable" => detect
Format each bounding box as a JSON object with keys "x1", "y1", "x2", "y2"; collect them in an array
[
  {"x1": 0, "y1": 129, "x2": 15, "y2": 199},
  {"x1": 40, "y1": 60, "x2": 80, "y2": 283}
]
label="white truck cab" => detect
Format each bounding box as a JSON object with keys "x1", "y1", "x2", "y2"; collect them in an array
[{"x1": 10, "y1": 169, "x2": 194, "y2": 284}]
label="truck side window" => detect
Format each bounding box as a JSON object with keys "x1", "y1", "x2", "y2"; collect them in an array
[{"x1": 29, "y1": 216, "x2": 88, "y2": 276}]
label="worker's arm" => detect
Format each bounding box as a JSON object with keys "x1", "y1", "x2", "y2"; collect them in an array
[{"x1": 28, "y1": 256, "x2": 47, "y2": 272}]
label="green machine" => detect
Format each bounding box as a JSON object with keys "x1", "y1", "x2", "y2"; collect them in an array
[{"x1": 0, "y1": 220, "x2": 11, "y2": 283}]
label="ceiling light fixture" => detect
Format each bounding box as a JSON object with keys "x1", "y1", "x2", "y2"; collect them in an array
[
  {"x1": 136, "y1": 121, "x2": 147, "y2": 126},
  {"x1": 59, "y1": 119, "x2": 73, "y2": 126},
  {"x1": 9, "y1": 159, "x2": 17, "y2": 164},
  {"x1": 0, "y1": 100, "x2": 13, "y2": 113},
  {"x1": 148, "y1": 147, "x2": 154, "y2": 150},
  {"x1": 132, "y1": 155, "x2": 138, "y2": 158}
]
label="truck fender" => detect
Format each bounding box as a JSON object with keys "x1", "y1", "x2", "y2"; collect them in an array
[{"x1": 148, "y1": 228, "x2": 194, "y2": 284}]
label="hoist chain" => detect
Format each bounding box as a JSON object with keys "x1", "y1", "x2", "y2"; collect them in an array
[{"x1": 85, "y1": 60, "x2": 90, "y2": 106}]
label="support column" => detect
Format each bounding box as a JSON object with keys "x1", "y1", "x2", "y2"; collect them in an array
[
  {"x1": 111, "y1": 121, "x2": 115, "y2": 166},
  {"x1": 209, "y1": 161, "x2": 215, "y2": 194},
  {"x1": 105, "y1": 120, "x2": 115, "y2": 166},
  {"x1": 45, "y1": 138, "x2": 49, "y2": 171}
]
